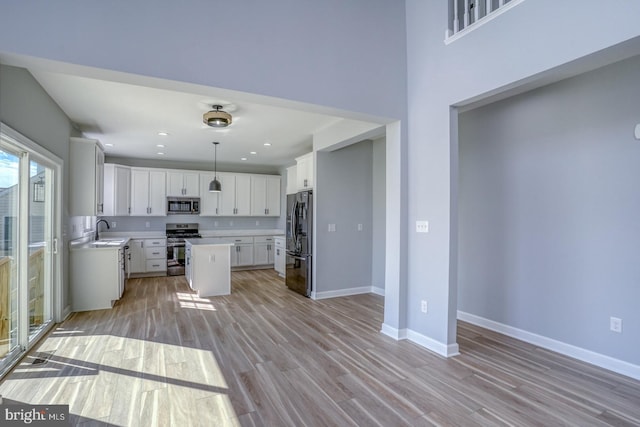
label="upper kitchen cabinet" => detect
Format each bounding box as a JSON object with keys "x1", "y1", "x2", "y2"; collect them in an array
[
  {"x1": 103, "y1": 164, "x2": 131, "y2": 216},
  {"x1": 199, "y1": 172, "x2": 222, "y2": 216},
  {"x1": 167, "y1": 171, "x2": 199, "y2": 197},
  {"x1": 130, "y1": 168, "x2": 166, "y2": 216},
  {"x1": 295, "y1": 152, "x2": 314, "y2": 190},
  {"x1": 251, "y1": 175, "x2": 281, "y2": 216},
  {"x1": 220, "y1": 173, "x2": 251, "y2": 216},
  {"x1": 70, "y1": 137, "x2": 105, "y2": 216},
  {"x1": 286, "y1": 165, "x2": 297, "y2": 195}
]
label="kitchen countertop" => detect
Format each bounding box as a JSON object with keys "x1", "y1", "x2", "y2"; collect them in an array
[
  {"x1": 185, "y1": 238, "x2": 235, "y2": 246},
  {"x1": 69, "y1": 237, "x2": 131, "y2": 251},
  {"x1": 200, "y1": 229, "x2": 284, "y2": 237}
]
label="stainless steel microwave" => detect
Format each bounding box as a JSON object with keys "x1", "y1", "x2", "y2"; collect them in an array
[{"x1": 167, "y1": 197, "x2": 200, "y2": 215}]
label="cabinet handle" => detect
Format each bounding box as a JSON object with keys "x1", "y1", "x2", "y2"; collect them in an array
[
  {"x1": 304, "y1": 179, "x2": 308, "y2": 187},
  {"x1": 128, "y1": 207, "x2": 131, "y2": 214},
  {"x1": 216, "y1": 207, "x2": 218, "y2": 215}
]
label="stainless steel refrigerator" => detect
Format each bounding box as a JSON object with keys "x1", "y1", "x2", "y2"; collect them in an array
[{"x1": 286, "y1": 190, "x2": 312, "y2": 297}]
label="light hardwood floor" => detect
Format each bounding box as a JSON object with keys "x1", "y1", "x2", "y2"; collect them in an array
[{"x1": 1, "y1": 270, "x2": 639, "y2": 426}]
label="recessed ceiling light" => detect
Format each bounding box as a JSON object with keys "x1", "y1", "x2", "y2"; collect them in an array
[
  {"x1": 158, "y1": 132, "x2": 169, "y2": 136},
  {"x1": 157, "y1": 152, "x2": 165, "y2": 155},
  {"x1": 250, "y1": 151, "x2": 257, "y2": 155},
  {"x1": 263, "y1": 142, "x2": 271, "y2": 146},
  {"x1": 105, "y1": 143, "x2": 114, "y2": 147},
  {"x1": 241, "y1": 157, "x2": 247, "y2": 161},
  {"x1": 156, "y1": 144, "x2": 165, "y2": 148}
]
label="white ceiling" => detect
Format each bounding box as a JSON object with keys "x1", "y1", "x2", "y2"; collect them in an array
[{"x1": 29, "y1": 69, "x2": 344, "y2": 168}]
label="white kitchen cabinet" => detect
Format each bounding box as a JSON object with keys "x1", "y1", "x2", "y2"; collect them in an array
[
  {"x1": 128, "y1": 239, "x2": 146, "y2": 274},
  {"x1": 274, "y1": 236, "x2": 286, "y2": 277},
  {"x1": 103, "y1": 164, "x2": 131, "y2": 216},
  {"x1": 131, "y1": 168, "x2": 166, "y2": 216},
  {"x1": 70, "y1": 246, "x2": 123, "y2": 311},
  {"x1": 229, "y1": 237, "x2": 254, "y2": 267},
  {"x1": 167, "y1": 171, "x2": 199, "y2": 197},
  {"x1": 220, "y1": 173, "x2": 251, "y2": 216},
  {"x1": 128, "y1": 238, "x2": 166, "y2": 275},
  {"x1": 254, "y1": 236, "x2": 275, "y2": 265},
  {"x1": 70, "y1": 137, "x2": 105, "y2": 216},
  {"x1": 286, "y1": 166, "x2": 297, "y2": 195},
  {"x1": 251, "y1": 175, "x2": 281, "y2": 216},
  {"x1": 296, "y1": 152, "x2": 314, "y2": 190},
  {"x1": 199, "y1": 172, "x2": 222, "y2": 216},
  {"x1": 185, "y1": 240, "x2": 232, "y2": 297}
]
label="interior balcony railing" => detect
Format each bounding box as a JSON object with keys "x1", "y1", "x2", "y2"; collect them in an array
[{"x1": 447, "y1": 0, "x2": 524, "y2": 42}]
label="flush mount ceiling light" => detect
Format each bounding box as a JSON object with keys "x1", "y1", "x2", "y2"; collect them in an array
[
  {"x1": 209, "y1": 142, "x2": 222, "y2": 193},
  {"x1": 203, "y1": 105, "x2": 232, "y2": 128}
]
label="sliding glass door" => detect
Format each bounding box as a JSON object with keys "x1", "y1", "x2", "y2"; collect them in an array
[
  {"x1": 0, "y1": 147, "x2": 21, "y2": 369},
  {"x1": 0, "y1": 125, "x2": 61, "y2": 375},
  {"x1": 28, "y1": 159, "x2": 53, "y2": 340}
]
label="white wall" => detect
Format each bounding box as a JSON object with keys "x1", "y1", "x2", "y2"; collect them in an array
[
  {"x1": 371, "y1": 137, "x2": 386, "y2": 294},
  {"x1": 403, "y1": 0, "x2": 640, "y2": 356},
  {"x1": 459, "y1": 55, "x2": 640, "y2": 367},
  {"x1": 0, "y1": 64, "x2": 74, "y2": 312},
  {"x1": 314, "y1": 141, "x2": 373, "y2": 298},
  {"x1": 0, "y1": 0, "x2": 407, "y2": 120}
]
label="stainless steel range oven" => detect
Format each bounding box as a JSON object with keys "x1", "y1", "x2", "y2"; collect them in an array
[{"x1": 166, "y1": 223, "x2": 201, "y2": 276}]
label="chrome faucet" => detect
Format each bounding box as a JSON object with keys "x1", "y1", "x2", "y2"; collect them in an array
[{"x1": 95, "y1": 219, "x2": 110, "y2": 241}]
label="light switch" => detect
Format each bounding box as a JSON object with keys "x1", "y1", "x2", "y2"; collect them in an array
[
  {"x1": 416, "y1": 220, "x2": 429, "y2": 233},
  {"x1": 328, "y1": 224, "x2": 336, "y2": 232}
]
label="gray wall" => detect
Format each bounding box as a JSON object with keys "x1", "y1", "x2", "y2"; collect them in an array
[
  {"x1": 315, "y1": 141, "x2": 373, "y2": 295},
  {"x1": 372, "y1": 137, "x2": 386, "y2": 292},
  {"x1": 458, "y1": 55, "x2": 640, "y2": 365},
  {"x1": 0, "y1": 64, "x2": 74, "y2": 312}
]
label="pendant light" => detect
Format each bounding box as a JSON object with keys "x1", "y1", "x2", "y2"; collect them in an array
[{"x1": 209, "y1": 142, "x2": 222, "y2": 192}]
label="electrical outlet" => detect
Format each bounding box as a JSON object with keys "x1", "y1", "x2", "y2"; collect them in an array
[
  {"x1": 145, "y1": 221, "x2": 150, "y2": 228},
  {"x1": 214, "y1": 221, "x2": 218, "y2": 227},
  {"x1": 610, "y1": 317, "x2": 622, "y2": 333},
  {"x1": 229, "y1": 221, "x2": 233, "y2": 226},
  {"x1": 328, "y1": 224, "x2": 336, "y2": 232},
  {"x1": 421, "y1": 300, "x2": 428, "y2": 313},
  {"x1": 256, "y1": 221, "x2": 260, "y2": 226},
  {"x1": 416, "y1": 221, "x2": 429, "y2": 233},
  {"x1": 111, "y1": 222, "x2": 116, "y2": 228},
  {"x1": 357, "y1": 223, "x2": 363, "y2": 231}
]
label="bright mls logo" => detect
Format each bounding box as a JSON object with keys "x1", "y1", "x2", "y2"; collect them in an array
[{"x1": 1, "y1": 402, "x2": 69, "y2": 426}]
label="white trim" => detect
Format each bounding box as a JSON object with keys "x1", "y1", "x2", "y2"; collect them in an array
[
  {"x1": 406, "y1": 329, "x2": 460, "y2": 358},
  {"x1": 458, "y1": 311, "x2": 640, "y2": 381},
  {"x1": 371, "y1": 286, "x2": 385, "y2": 296},
  {"x1": 445, "y1": 0, "x2": 526, "y2": 45},
  {"x1": 314, "y1": 286, "x2": 372, "y2": 300},
  {"x1": 380, "y1": 324, "x2": 460, "y2": 358},
  {"x1": 380, "y1": 323, "x2": 407, "y2": 340}
]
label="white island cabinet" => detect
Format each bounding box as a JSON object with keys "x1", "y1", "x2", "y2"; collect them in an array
[{"x1": 185, "y1": 239, "x2": 234, "y2": 297}]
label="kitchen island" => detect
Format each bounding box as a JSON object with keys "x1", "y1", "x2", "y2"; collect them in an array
[{"x1": 185, "y1": 238, "x2": 234, "y2": 297}]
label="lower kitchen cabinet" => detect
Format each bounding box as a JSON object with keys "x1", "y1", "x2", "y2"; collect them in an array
[
  {"x1": 71, "y1": 246, "x2": 125, "y2": 311},
  {"x1": 128, "y1": 238, "x2": 166, "y2": 276},
  {"x1": 254, "y1": 236, "x2": 275, "y2": 265},
  {"x1": 274, "y1": 236, "x2": 285, "y2": 277},
  {"x1": 229, "y1": 237, "x2": 254, "y2": 267}
]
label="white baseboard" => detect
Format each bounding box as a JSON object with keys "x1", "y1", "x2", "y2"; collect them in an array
[
  {"x1": 314, "y1": 286, "x2": 374, "y2": 300},
  {"x1": 380, "y1": 324, "x2": 459, "y2": 358},
  {"x1": 62, "y1": 305, "x2": 72, "y2": 320},
  {"x1": 371, "y1": 286, "x2": 385, "y2": 296},
  {"x1": 406, "y1": 329, "x2": 460, "y2": 358},
  {"x1": 458, "y1": 311, "x2": 640, "y2": 381},
  {"x1": 380, "y1": 323, "x2": 407, "y2": 340}
]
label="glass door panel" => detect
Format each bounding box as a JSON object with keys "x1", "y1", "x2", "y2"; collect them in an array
[
  {"x1": 0, "y1": 148, "x2": 21, "y2": 368},
  {"x1": 28, "y1": 160, "x2": 52, "y2": 340}
]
